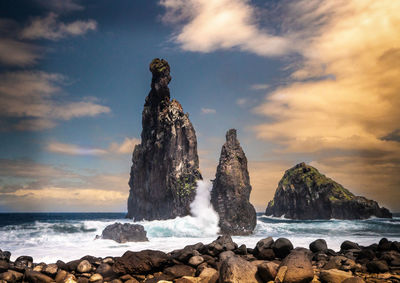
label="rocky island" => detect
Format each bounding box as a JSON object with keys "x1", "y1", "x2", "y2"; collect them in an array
[
  {"x1": 126, "y1": 58, "x2": 202, "y2": 221},
  {"x1": 265, "y1": 162, "x2": 392, "y2": 220},
  {"x1": 211, "y1": 129, "x2": 257, "y2": 235}
]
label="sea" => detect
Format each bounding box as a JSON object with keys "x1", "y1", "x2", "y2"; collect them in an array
[{"x1": 1, "y1": 181, "x2": 399, "y2": 263}]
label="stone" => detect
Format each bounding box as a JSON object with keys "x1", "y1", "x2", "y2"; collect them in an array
[
  {"x1": 341, "y1": 241, "x2": 360, "y2": 251},
  {"x1": 64, "y1": 274, "x2": 78, "y2": 283},
  {"x1": 188, "y1": 256, "x2": 204, "y2": 267},
  {"x1": 0, "y1": 260, "x2": 8, "y2": 273},
  {"x1": 273, "y1": 238, "x2": 294, "y2": 259},
  {"x1": 42, "y1": 264, "x2": 58, "y2": 276},
  {"x1": 235, "y1": 244, "x2": 247, "y2": 255},
  {"x1": 96, "y1": 263, "x2": 116, "y2": 279},
  {"x1": 89, "y1": 274, "x2": 103, "y2": 283},
  {"x1": 101, "y1": 223, "x2": 148, "y2": 243},
  {"x1": 254, "y1": 237, "x2": 276, "y2": 260},
  {"x1": 279, "y1": 249, "x2": 314, "y2": 283},
  {"x1": 14, "y1": 255, "x2": 33, "y2": 271},
  {"x1": 175, "y1": 276, "x2": 200, "y2": 283},
  {"x1": 342, "y1": 278, "x2": 366, "y2": 283},
  {"x1": 56, "y1": 260, "x2": 68, "y2": 271},
  {"x1": 275, "y1": 266, "x2": 287, "y2": 283},
  {"x1": 0, "y1": 250, "x2": 10, "y2": 262},
  {"x1": 366, "y1": 260, "x2": 389, "y2": 273},
  {"x1": 66, "y1": 260, "x2": 80, "y2": 272},
  {"x1": 198, "y1": 267, "x2": 218, "y2": 283},
  {"x1": 163, "y1": 265, "x2": 196, "y2": 279},
  {"x1": 310, "y1": 239, "x2": 328, "y2": 253},
  {"x1": 113, "y1": 250, "x2": 169, "y2": 274},
  {"x1": 265, "y1": 162, "x2": 392, "y2": 219},
  {"x1": 219, "y1": 255, "x2": 260, "y2": 283},
  {"x1": 127, "y1": 58, "x2": 202, "y2": 221},
  {"x1": 219, "y1": 251, "x2": 235, "y2": 261},
  {"x1": 77, "y1": 278, "x2": 89, "y2": 283},
  {"x1": 210, "y1": 129, "x2": 257, "y2": 235},
  {"x1": 77, "y1": 260, "x2": 92, "y2": 273},
  {"x1": 25, "y1": 270, "x2": 54, "y2": 283},
  {"x1": 319, "y1": 269, "x2": 352, "y2": 283},
  {"x1": 207, "y1": 235, "x2": 237, "y2": 256},
  {"x1": 257, "y1": 261, "x2": 279, "y2": 282},
  {"x1": 55, "y1": 270, "x2": 68, "y2": 283}
]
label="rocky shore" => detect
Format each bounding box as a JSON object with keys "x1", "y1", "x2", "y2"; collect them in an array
[{"x1": 1, "y1": 236, "x2": 400, "y2": 283}]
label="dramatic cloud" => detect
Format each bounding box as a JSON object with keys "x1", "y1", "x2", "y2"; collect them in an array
[
  {"x1": 47, "y1": 137, "x2": 140, "y2": 156},
  {"x1": 160, "y1": 0, "x2": 290, "y2": 56},
  {"x1": 0, "y1": 71, "x2": 111, "y2": 131},
  {"x1": 201, "y1": 108, "x2": 216, "y2": 114},
  {"x1": 251, "y1": 0, "x2": 400, "y2": 210},
  {"x1": 20, "y1": 13, "x2": 97, "y2": 40},
  {"x1": 250, "y1": 84, "x2": 270, "y2": 91},
  {"x1": 36, "y1": 0, "x2": 85, "y2": 13}
]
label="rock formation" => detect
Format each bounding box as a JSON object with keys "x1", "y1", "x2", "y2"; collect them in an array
[
  {"x1": 126, "y1": 58, "x2": 202, "y2": 221},
  {"x1": 211, "y1": 129, "x2": 257, "y2": 235},
  {"x1": 265, "y1": 162, "x2": 392, "y2": 220},
  {"x1": 101, "y1": 223, "x2": 148, "y2": 243}
]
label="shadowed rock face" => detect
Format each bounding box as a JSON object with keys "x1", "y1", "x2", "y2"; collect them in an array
[
  {"x1": 211, "y1": 129, "x2": 257, "y2": 235},
  {"x1": 265, "y1": 162, "x2": 392, "y2": 220},
  {"x1": 126, "y1": 58, "x2": 202, "y2": 221}
]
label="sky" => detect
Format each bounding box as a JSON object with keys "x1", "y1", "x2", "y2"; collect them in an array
[{"x1": 0, "y1": 0, "x2": 399, "y2": 212}]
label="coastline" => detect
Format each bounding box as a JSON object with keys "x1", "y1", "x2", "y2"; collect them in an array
[{"x1": 1, "y1": 235, "x2": 400, "y2": 283}]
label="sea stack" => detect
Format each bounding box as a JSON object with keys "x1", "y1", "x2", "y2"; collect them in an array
[
  {"x1": 265, "y1": 162, "x2": 392, "y2": 220},
  {"x1": 126, "y1": 58, "x2": 202, "y2": 221},
  {"x1": 211, "y1": 129, "x2": 257, "y2": 235}
]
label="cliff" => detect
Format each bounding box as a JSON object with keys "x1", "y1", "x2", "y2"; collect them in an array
[
  {"x1": 265, "y1": 162, "x2": 392, "y2": 220},
  {"x1": 211, "y1": 129, "x2": 257, "y2": 235},
  {"x1": 126, "y1": 58, "x2": 202, "y2": 221}
]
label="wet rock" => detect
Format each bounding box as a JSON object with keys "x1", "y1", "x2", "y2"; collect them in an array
[
  {"x1": 273, "y1": 238, "x2": 294, "y2": 259},
  {"x1": 77, "y1": 260, "x2": 92, "y2": 273},
  {"x1": 64, "y1": 273, "x2": 77, "y2": 283},
  {"x1": 254, "y1": 237, "x2": 275, "y2": 260},
  {"x1": 25, "y1": 270, "x2": 54, "y2": 283},
  {"x1": 43, "y1": 264, "x2": 59, "y2": 276},
  {"x1": 127, "y1": 58, "x2": 202, "y2": 221},
  {"x1": 56, "y1": 260, "x2": 68, "y2": 271},
  {"x1": 219, "y1": 255, "x2": 260, "y2": 283},
  {"x1": 219, "y1": 251, "x2": 235, "y2": 262},
  {"x1": 96, "y1": 263, "x2": 116, "y2": 279},
  {"x1": 88, "y1": 273, "x2": 103, "y2": 283},
  {"x1": 366, "y1": 260, "x2": 389, "y2": 273},
  {"x1": 235, "y1": 244, "x2": 247, "y2": 255},
  {"x1": 279, "y1": 249, "x2": 314, "y2": 283},
  {"x1": 341, "y1": 241, "x2": 360, "y2": 251},
  {"x1": 55, "y1": 270, "x2": 68, "y2": 283},
  {"x1": 0, "y1": 250, "x2": 10, "y2": 262},
  {"x1": 66, "y1": 260, "x2": 80, "y2": 272},
  {"x1": 210, "y1": 129, "x2": 257, "y2": 235},
  {"x1": 0, "y1": 260, "x2": 8, "y2": 273},
  {"x1": 257, "y1": 261, "x2": 279, "y2": 282},
  {"x1": 101, "y1": 223, "x2": 148, "y2": 243},
  {"x1": 113, "y1": 250, "x2": 169, "y2": 274},
  {"x1": 319, "y1": 269, "x2": 352, "y2": 283},
  {"x1": 207, "y1": 235, "x2": 237, "y2": 256},
  {"x1": 265, "y1": 162, "x2": 392, "y2": 219},
  {"x1": 163, "y1": 265, "x2": 195, "y2": 279},
  {"x1": 198, "y1": 267, "x2": 218, "y2": 283},
  {"x1": 310, "y1": 239, "x2": 328, "y2": 253}
]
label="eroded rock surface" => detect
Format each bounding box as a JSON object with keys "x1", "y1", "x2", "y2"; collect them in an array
[
  {"x1": 265, "y1": 162, "x2": 392, "y2": 220},
  {"x1": 127, "y1": 58, "x2": 202, "y2": 221},
  {"x1": 101, "y1": 223, "x2": 148, "y2": 243},
  {"x1": 210, "y1": 129, "x2": 256, "y2": 235}
]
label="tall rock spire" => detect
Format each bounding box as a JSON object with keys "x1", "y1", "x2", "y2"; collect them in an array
[
  {"x1": 126, "y1": 58, "x2": 202, "y2": 221},
  {"x1": 211, "y1": 129, "x2": 257, "y2": 235}
]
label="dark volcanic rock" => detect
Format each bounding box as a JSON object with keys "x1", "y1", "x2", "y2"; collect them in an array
[
  {"x1": 265, "y1": 162, "x2": 392, "y2": 220},
  {"x1": 279, "y1": 249, "x2": 314, "y2": 283},
  {"x1": 101, "y1": 223, "x2": 148, "y2": 243},
  {"x1": 127, "y1": 58, "x2": 202, "y2": 221},
  {"x1": 210, "y1": 129, "x2": 257, "y2": 235},
  {"x1": 272, "y1": 238, "x2": 294, "y2": 259},
  {"x1": 113, "y1": 250, "x2": 169, "y2": 274},
  {"x1": 310, "y1": 239, "x2": 328, "y2": 253}
]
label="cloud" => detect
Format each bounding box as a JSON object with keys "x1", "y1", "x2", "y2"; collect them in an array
[
  {"x1": 201, "y1": 108, "x2": 216, "y2": 114},
  {"x1": 236, "y1": 98, "x2": 247, "y2": 106},
  {"x1": 160, "y1": 0, "x2": 290, "y2": 56},
  {"x1": 47, "y1": 137, "x2": 140, "y2": 156},
  {"x1": 109, "y1": 137, "x2": 140, "y2": 154},
  {"x1": 251, "y1": 0, "x2": 400, "y2": 210},
  {"x1": 250, "y1": 84, "x2": 270, "y2": 90},
  {"x1": 47, "y1": 142, "x2": 108, "y2": 156},
  {"x1": 36, "y1": 0, "x2": 84, "y2": 13},
  {"x1": 20, "y1": 13, "x2": 97, "y2": 40},
  {"x1": 0, "y1": 71, "x2": 111, "y2": 131},
  {"x1": 0, "y1": 38, "x2": 41, "y2": 67}
]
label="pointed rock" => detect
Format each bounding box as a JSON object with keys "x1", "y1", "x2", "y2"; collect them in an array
[
  {"x1": 265, "y1": 162, "x2": 392, "y2": 219},
  {"x1": 126, "y1": 58, "x2": 202, "y2": 221},
  {"x1": 211, "y1": 129, "x2": 257, "y2": 235}
]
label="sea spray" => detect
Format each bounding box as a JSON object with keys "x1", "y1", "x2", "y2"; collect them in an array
[{"x1": 139, "y1": 180, "x2": 220, "y2": 237}]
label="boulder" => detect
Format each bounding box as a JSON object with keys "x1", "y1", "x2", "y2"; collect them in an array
[
  {"x1": 113, "y1": 250, "x2": 169, "y2": 274},
  {"x1": 366, "y1": 260, "x2": 389, "y2": 273},
  {"x1": 188, "y1": 256, "x2": 204, "y2": 267},
  {"x1": 341, "y1": 241, "x2": 360, "y2": 251},
  {"x1": 254, "y1": 237, "x2": 275, "y2": 260},
  {"x1": 55, "y1": 270, "x2": 68, "y2": 283},
  {"x1": 24, "y1": 270, "x2": 54, "y2": 283},
  {"x1": 43, "y1": 264, "x2": 58, "y2": 276},
  {"x1": 273, "y1": 238, "x2": 294, "y2": 259},
  {"x1": 127, "y1": 58, "x2": 202, "y2": 221},
  {"x1": 14, "y1": 255, "x2": 33, "y2": 271},
  {"x1": 265, "y1": 162, "x2": 392, "y2": 219},
  {"x1": 163, "y1": 265, "x2": 195, "y2": 279},
  {"x1": 198, "y1": 267, "x2": 218, "y2": 283},
  {"x1": 77, "y1": 260, "x2": 92, "y2": 273},
  {"x1": 210, "y1": 129, "x2": 257, "y2": 235},
  {"x1": 310, "y1": 239, "x2": 328, "y2": 253},
  {"x1": 279, "y1": 249, "x2": 314, "y2": 283},
  {"x1": 96, "y1": 263, "x2": 116, "y2": 279},
  {"x1": 257, "y1": 261, "x2": 279, "y2": 282},
  {"x1": 342, "y1": 278, "x2": 366, "y2": 283},
  {"x1": 0, "y1": 250, "x2": 11, "y2": 262},
  {"x1": 101, "y1": 223, "x2": 148, "y2": 243},
  {"x1": 206, "y1": 235, "x2": 237, "y2": 256},
  {"x1": 319, "y1": 269, "x2": 352, "y2": 283},
  {"x1": 89, "y1": 274, "x2": 103, "y2": 283},
  {"x1": 219, "y1": 255, "x2": 260, "y2": 283},
  {"x1": 0, "y1": 260, "x2": 8, "y2": 273}
]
